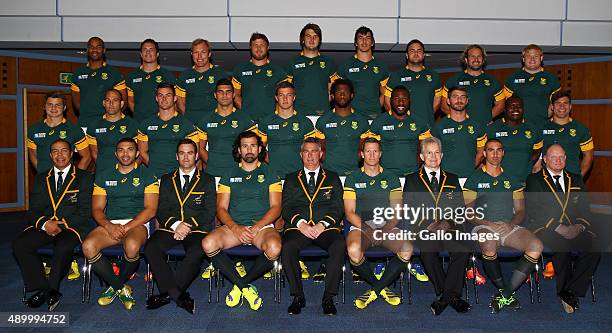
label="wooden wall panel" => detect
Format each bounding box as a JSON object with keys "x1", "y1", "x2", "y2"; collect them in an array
[
  {"x1": 562, "y1": 62, "x2": 612, "y2": 100},
  {"x1": 571, "y1": 104, "x2": 612, "y2": 151},
  {"x1": 0, "y1": 56, "x2": 17, "y2": 95},
  {"x1": 586, "y1": 156, "x2": 611, "y2": 194},
  {"x1": 0, "y1": 100, "x2": 17, "y2": 148},
  {"x1": 18, "y1": 58, "x2": 77, "y2": 86},
  {"x1": 0, "y1": 153, "x2": 18, "y2": 203}
]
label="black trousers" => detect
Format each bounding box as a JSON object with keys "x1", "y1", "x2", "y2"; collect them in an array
[
  {"x1": 281, "y1": 229, "x2": 345, "y2": 300},
  {"x1": 12, "y1": 227, "x2": 80, "y2": 292},
  {"x1": 143, "y1": 231, "x2": 207, "y2": 294},
  {"x1": 538, "y1": 230, "x2": 600, "y2": 297},
  {"x1": 417, "y1": 233, "x2": 470, "y2": 300}
]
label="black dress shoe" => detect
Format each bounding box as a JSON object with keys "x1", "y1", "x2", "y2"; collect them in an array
[
  {"x1": 322, "y1": 298, "x2": 337, "y2": 316},
  {"x1": 288, "y1": 295, "x2": 306, "y2": 315},
  {"x1": 146, "y1": 293, "x2": 172, "y2": 310},
  {"x1": 430, "y1": 298, "x2": 449, "y2": 316},
  {"x1": 176, "y1": 292, "x2": 195, "y2": 315},
  {"x1": 47, "y1": 290, "x2": 62, "y2": 312},
  {"x1": 559, "y1": 290, "x2": 579, "y2": 314},
  {"x1": 449, "y1": 296, "x2": 471, "y2": 313},
  {"x1": 25, "y1": 290, "x2": 46, "y2": 308}
]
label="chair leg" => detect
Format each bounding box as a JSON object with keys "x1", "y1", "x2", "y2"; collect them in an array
[
  {"x1": 471, "y1": 254, "x2": 479, "y2": 304},
  {"x1": 591, "y1": 276, "x2": 596, "y2": 303},
  {"x1": 536, "y1": 257, "x2": 543, "y2": 303},
  {"x1": 86, "y1": 263, "x2": 92, "y2": 303},
  {"x1": 208, "y1": 264, "x2": 213, "y2": 304},
  {"x1": 407, "y1": 261, "x2": 412, "y2": 305},
  {"x1": 81, "y1": 262, "x2": 87, "y2": 303},
  {"x1": 529, "y1": 270, "x2": 534, "y2": 304},
  {"x1": 342, "y1": 264, "x2": 346, "y2": 304},
  {"x1": 22, "y1": 286, "x2": 27, "y2": 304},
  {"x1": 399, "y1": 270, "x2": 404, "y2": 304}
]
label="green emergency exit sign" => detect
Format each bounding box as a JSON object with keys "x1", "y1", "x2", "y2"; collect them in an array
[{"x1": 59, "y1": 72, "x2": 73, "y2": 85}]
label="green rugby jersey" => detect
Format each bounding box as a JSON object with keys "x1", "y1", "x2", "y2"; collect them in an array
[
  {"x1": 343, "y1": 166, "x2": 402, "y2": 221},
  {"x1": 286, "y1": 53, "x2": 338, "y2": 116},
  {"x1": 337, "y1": 55, "x2": 389, "y2": 120},
  {"x1": 487, "y1": 119, "x2": 543, "y2": 181},
  {"x1": 504, "y1": 68, "x2": 560, "y2": 126},
  {"x1": 217, "y1": 163, "x2": 282, "y2": 226},
  {"x1": 93, "y1": 163, "x2": 159, "y2": 220},
  {"x1": 442, "y1": 71, "x2": 504, "y2": 127},
  {"x1": 431, "y1": 115, "x2": 487, "y2": 178},
  {"x1": 366, "y1": 111, "x2": 431, "y2": 176},
  {"x1": 385, "y1": 66, "x2": 442, "y2": 126},
  {"x1": 314, "y1": 109, "x2": 370, "y2": 176},
  {"x1": 138, "y1": 112, "x2": 200, "y2": 177},
  {"x1": 175, "y1": 64, "x2": 228, "y2": 123},
  {"x1": 27, "y1": 119, "x2": 89, "y2": 173},
  {"x1": 232, "y1": 61, "x2": 289, "y2": 122},
  {"x1": 197, "y1": 108, "x2": 257, "y2": 177},
  {"x1": 541, "y1": 118, "x2": 594, "y2": 175},
  {"x1": 258, "y1": 111, "x2": 317, "y2": 178},
  {"x1": 87, "y1": 114, "x2": 140, "y2": 171},
  {"x1": 71, "y1": 62, "x2": 126, "y2": 128},
  {"x1": 126, "y1": 65, "x2": 176, "y2": 123},
  {"x1": 463, "y1": 167, "x2": 524, "y2": 222}
]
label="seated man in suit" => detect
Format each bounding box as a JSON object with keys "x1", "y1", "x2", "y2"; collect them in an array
[
  {"x1": 281, "y1": 137, "x2": 345, "y2": 315},
  {"x1": 464, "y1": 138, "x2": 543, "y2": 314},
  {"x1": 144, "y1": 139, "x2": 216, "y2": 314},
  {"x1": 525, "y1": 144, "x2": 600, "y2": 313},
  {"x1": 13, "y1": 139, "x2": 94, "y2": 311},
  {"x1": 404, "y1": 136, "x2": 471, "y2": 315},
  {"x1": 202, "y1": 131, "x2": 282, "y2": 311},
  {"x1": 82, "y1": 137, "x2": 159, "y2": 310},
  {"x1": 344, "y1": 137, "x2": 410, "y2": 309}
]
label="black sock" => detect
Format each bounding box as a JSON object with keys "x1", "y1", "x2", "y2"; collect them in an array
[
  {"x1": 350, "y1": 257, "x2": 377, "y2": 286},
  {"x1": 244, "y1": 253, "x2": 275, "y2": 284},
  {"x1": 503, "y1": 254, "x2": 537, "y2": 297},
  {"x1": 168, "y1": 287, "x2": 181, "y2": 301},
  {"x1": 207, "y1": 250, "x2": 247, "y2": 289},
  {"x1": 119, "y1": 254, "x2": 140, "y2": 284},
  {"x1": 482, "y1": 254, "x2": 506, "y2": 291},
  {"x1": 88, "y1": 253, "x2": 122, "y2": 290},
  {"x1": 374, "y1": 256, "x2": 408, "y2": 293}
]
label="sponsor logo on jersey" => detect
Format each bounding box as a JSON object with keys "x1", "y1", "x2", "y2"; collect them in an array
[
  {"x1": 401, "y1": 77, "x2": 412, "y2": 82},
  {"x1": 348, "y1": 67, "x2": 360, "y2": 73},
  {"x1": 133, "y1": 78, "x2": 142, "y2": 83},
  {"x1": 230, "y1": 177, "x2": 243, "y2": 183},
  {"x1": 459, "y1": 81, "x2": 471, "y2": 86},
  {"x1": 95, "y1": 128, "x2": 107, "y2": 134},
  {"x1": 242, "y1": 71, "x2": 253, "y2": 76},
  {"x1": 207, "y1": 123, "x2": 218, "y2": 128},
  {"x1": 186, "y1": 78, "x2": 196, "y2": 84},
  {"x1": 442, "y1": 128, "x2": 455, "y2": 134},
  {"x1": 495, "y1": 131, "x2": 508, "y2": 137},
  {"x1": 148, "y1": 125, "x2": 159, "y2": 131},
  {"x1": 326, "y1": 122, "x2": 337, "y2": 128},
  {"x1": 105, "y1": 180, "x2": 118, "y2": 187},
  {"x1": 355, "y1": 182, "x2": 367, "y2": 189},
  {"x1": 382, "y1": 125, "x2": 394, "y2": 131},
  {"x1": 268, "y1": 124, "x2": 279, "y2": 130},
  {"x1": 514, "y1": 78, "x2": 526, "y2": 84},
  {"x1": 543, "y1": 129, "x2": 555, "y2": 135},
  {"x1": 295, "y1": 63, "x2": 306, "y2": 69},
  {"x1": 34, "y1": 132, "x2": 46, "y2": 138},
  {"x1": 78, "y1": 74, "x2": 88, "y2": 80},
  {"x1": 478, "y1": 183, "x2": 490, "y2": 189}
]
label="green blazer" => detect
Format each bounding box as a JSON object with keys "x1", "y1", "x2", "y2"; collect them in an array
[
  {"x1": 157, "y1": 168, "x2": 217, "y2": 234},
  {"x1": 282, "y1": 168, "x2": 344, "y2": 232},
  {"x1": 28, "y1": 165, "x2": 94, "y2": 241}
]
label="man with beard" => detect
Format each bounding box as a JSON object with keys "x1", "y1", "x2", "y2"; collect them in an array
[
  {"x1": 88, "y1": 89, "x2": 140, "y2": 171},
  {"x1": 232, "y1": 32, "x2": 289, "y2": 122},
  {"x1": 82, "y1": 138, "x2": 159, "y2": 310},
  {"x1": 202, "y1": 131, "x2": 282, "y2": 311},
  {"x1": 464, "y1": 139, "x2": 543, "y2": 313},
  {"x1": 138, "y1": 83, "x2": 200, "y2": 178},
  {"x1": 71, "y1": 36, "x2": 127, "y2": 131},
  {"x1": 337, "y1": 26, "x2": 389, "y2": 120},
  {"x1": 442, "y1": 45, "x2": 505, "y2": 127},
  {"x1": 286, "y1": 23, "x2": 338, "y2": 117},
  {"x1": 504, "y1": 44, "x2": 561, "y2": 127},
  {"x1": 385, "y1": 39, "x2": 442, "y2": 126},
  {"x1": 431, "y1": 87, "x2": 487, "y2": 185},
  {"x1": 176, "y1": 39, "x2": 228, "y2": 123},
  {"x1": 27, "y1": 92, "x2": 91, "y2": 173},
  {"x1": 313, "y1": 79, "x2": 370, "y2": 176},
  {"x1": 366, "y1": 86, "x2": 431, "y2": 176},
  {"x1": 486, "y1": 96, "x2": 543, "y2": 182}
]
